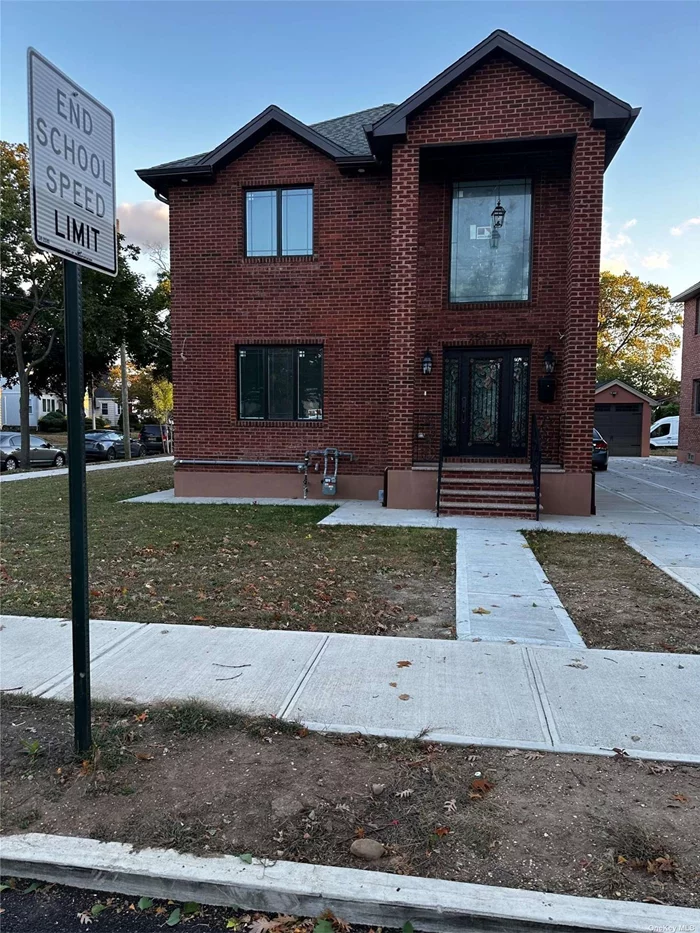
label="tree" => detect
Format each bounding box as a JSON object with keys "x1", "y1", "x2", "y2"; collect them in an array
[
  {"x1": 597, "y1": 270, "x2": 682, "y2": 397},
  {"x1": 1, "y1": 142, "x2": 61, "y2": 465},
  {"x1": 152, "y1": 379, "x2": 173, "y2": 423},
  {"x1": 1, "y1": 140, "x2": 171, "y2": 462}
]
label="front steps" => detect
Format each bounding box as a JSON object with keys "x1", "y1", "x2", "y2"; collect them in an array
[{"x1": 438, "y1": 464, "x2": 538, "y2": 518}]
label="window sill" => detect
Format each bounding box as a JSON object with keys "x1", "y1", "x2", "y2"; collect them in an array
[
  {"x1": 448, "y1": 300, "x2": 532, "y2": 311},
  {"x1": 237, "y1": 419, "x2": 324, "y2": 426},
  {"x1": 243, "y1": 255, "x2": 316, "y2": 264}
]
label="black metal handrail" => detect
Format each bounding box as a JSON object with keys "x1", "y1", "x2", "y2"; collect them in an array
[
  {"x1": 530, "y1": 413, "x2": 542, "y2": 521},
  {"x1": 436, "y1": 409, "x2": 446, "y2": 517}
]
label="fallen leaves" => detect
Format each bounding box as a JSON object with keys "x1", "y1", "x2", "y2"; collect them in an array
[
  {"x1": 398, "y1": 694, "x2": 411, "y2": 701},
  {"x1": 396, "y1": 660, "x2": 412, "y2": 668},
  {"x1": 472, "y1": 607, "x2": 491, "y2": 615},
  {"x1": 469, "y1": 777, "x2": 494, "y2": 799}
]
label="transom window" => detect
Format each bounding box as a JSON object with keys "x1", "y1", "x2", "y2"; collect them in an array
[
  {"x1": 245, "y1": 187, "x2": 313, "y2": 257},
  {"x1": 450, "y1": 179, "x2": 532, "y2": 303},
  {"x1": 238, "y1": 346, "x2": 323, "y2": 421}
]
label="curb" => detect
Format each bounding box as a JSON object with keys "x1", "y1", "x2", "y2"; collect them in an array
[{"x1": 2, "y1": 834, "x2": 699, "y2": 933}]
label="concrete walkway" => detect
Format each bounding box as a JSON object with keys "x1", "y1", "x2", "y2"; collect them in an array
[
  {"x1": 0, "y1": 454, "x2": 173, "y2": 483},
  {"x1": 456, "y1": 529, "x2": 585, "y2": 647},
  {"x1": 3, "y1": 613, "x2": 699, "y2": 763}
]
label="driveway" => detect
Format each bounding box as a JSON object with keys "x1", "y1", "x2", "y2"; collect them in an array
[{"x1": 592, "y1": 457, "x2": 700, "y2": 596}]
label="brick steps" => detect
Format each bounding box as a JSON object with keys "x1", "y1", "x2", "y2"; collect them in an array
[{"x1": 438, "y1": 467, "x2": 537, "y2": 518}]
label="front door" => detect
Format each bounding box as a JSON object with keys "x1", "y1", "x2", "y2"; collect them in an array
[{"x1": 443, "y1": 347, "x2": 530, "y2": 457}]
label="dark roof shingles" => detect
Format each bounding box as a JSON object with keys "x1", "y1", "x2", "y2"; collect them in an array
[{"x1": 309, "y1": 104, "x2": 396, "y2": 155}]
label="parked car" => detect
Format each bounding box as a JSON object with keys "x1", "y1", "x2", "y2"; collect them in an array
[
  {"x1": 649, "y1": 415, "x2": 679, "y2": 449},
  {"x1": 138, "y1": 423, "x2": 172, "y2": 454},
  {"x1": 0, "y1": 432, "x2": 67, "y2": 472},
  {"x1": 85, "y1": 431, "x2": 145, "y2": 461},
  {"x1": 592, "y1": 428, "x2": 609, "y2": 471}
]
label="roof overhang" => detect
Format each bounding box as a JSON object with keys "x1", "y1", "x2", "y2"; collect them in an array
[
  {"x1": 671, "y1": 280, "x2": 700, "y2": 303},
  {"x1": 595, "y1": 379, "x2": 659, "y2": 406},
  {"x1": 368, "y1": 30, "x2": 638, "y2": 167}
]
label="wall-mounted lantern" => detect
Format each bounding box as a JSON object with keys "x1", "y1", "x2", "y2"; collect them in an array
[
  {"x1": 543, "y1": 347, "x2": 556, "y2": 374},
  {"x1": 422, "y1": 349, "x2": 433, "y2": 375},
  {"x1": 538, "y1": 347, "x2": 556, "y2": 403}
]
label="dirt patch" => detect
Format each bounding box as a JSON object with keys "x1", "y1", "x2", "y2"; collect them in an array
[
  {"x1": 0, "y1": 462, "x2": 455, "y2": 638},
  {"x1": 525, "y1": 532, "x2": 700, "y2": 653},
  {"x1": 2, "y1": 695, "x2": 699, "y2": 909}
]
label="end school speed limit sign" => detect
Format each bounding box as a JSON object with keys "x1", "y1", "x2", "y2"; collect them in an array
[{"x1": 28, "y1": 48, "x2": 117, "y2": 275}]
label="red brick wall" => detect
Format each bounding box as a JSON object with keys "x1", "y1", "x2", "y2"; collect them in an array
[
  {"x1": 399, "y1": 57, "x2": 605, "y2": 471},
  {"x1": 169, "y1": 131, "x2": 391, "y2": 475},
  {"x1": 168, "y1": 56, "x2": 607, "y2": 483},
  {"x1": 679, "y1": 297, "x2": 700, "y2": 464}
]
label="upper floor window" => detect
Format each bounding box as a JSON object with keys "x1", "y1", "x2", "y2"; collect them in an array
[
  {"x1": 245, "y1": 187, "x2": 313, "y2": 257},
  {"x1": 695, "y1": 297, "x2": 699, "y2": 335},
  {"x1": 238, "y1": 345, "x2": 323, "y2": 421},
  {"x1": 450, "y1": 179, "x2": 532, "y2": 303}
]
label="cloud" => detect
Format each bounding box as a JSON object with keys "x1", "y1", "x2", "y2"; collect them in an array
[
  {"x1": 621, "y1": 218, "x2": 637, "y2": 230},
  {"x1": 117, "y1": 201, "x2": 169, "y2": 246},
  {"x1": 641, "y1": 250, "x2": 671, "y2": 269},
  {"x1": 601, "y1": 218, "x2": 634, "y2": 272},
  {"x1": 670, "y1": 217, "x2": 700, "y2": 237}
]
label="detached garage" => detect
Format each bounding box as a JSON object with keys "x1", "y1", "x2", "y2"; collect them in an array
[{"x1": 594, "y1": 380, "x2": 657, "y2": 457}]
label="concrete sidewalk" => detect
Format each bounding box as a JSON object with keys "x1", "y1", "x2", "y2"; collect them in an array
[
  {"x1": 0, "y1": 455, "x2": 172, "y2": 483},
  {"x1": 3, "y1": 614, "x2": 699, "y2": 763}
]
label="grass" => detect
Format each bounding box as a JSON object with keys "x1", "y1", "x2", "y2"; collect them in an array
[
  {"x1": 524, "y1": 531, "x2": 700, "y2": 653},
  {"x1": 0, "y1": 461, "x2": 455, "y2": 635}
]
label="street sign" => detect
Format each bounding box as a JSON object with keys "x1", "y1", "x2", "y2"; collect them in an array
[{"x1": 27, "y1": 48, "x2": 117, "y2": 275}]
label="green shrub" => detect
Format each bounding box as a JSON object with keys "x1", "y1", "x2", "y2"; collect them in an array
[
  {"x1": 118, "y1": 411, "x2": 140, "y2": 432},
  {"x1": 84, "y1": 416, "x2": 109, "y2": 430},
  {"x1": 37, "y1": 410, "x2": 67, "y2": 432}
]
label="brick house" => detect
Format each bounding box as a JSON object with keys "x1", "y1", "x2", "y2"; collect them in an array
[
  {"x1": 671, "y1": 281, "x2": 700, "y2": 465},
  {"x1": 138, "y1": 30, "x2": 639, "y2": 516}
]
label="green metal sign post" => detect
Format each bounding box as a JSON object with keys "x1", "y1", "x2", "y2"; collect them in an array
[
  {"x1": 64, "y1": 260, "x2": 92, "y2": 752},
  {"x1": 28, "y1": 49, "x2": 117, "y2": 754}
]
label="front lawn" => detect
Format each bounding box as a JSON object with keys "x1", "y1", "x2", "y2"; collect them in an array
[
  {"x1": 524, "y1": 531, "x2": 700, "y2": 653},
  {"x1": 2, "y1": 695, "x2": 699, "y2": 909},
  {"x1": 0, "y1": 462, "x2": 455, "y2": 637}
]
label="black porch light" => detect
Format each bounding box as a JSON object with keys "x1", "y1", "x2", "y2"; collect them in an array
[
  {"x1": 490, "y1": 228, "x2": 501, "y2": 249},
  {"x1": 491, "y1": 198, "x2": 506, "y2": 229},
  {"x1": 422, "y1": 349, "x2": 433, "y2": 375},
  {"x1": 543, "y1": 347, "x2": 556, "y2": 374}
]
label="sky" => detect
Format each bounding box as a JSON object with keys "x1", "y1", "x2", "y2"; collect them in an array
[{"x1": 2, "y1": 0, "x2": 699, "y2": 301}]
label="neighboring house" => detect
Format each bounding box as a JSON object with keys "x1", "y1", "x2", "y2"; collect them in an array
[
  {"x1": 138, "y1": 29, "x2": 639, "y2": 516},
  {"x1": 594, "y1": 380, "x2": 658, "y2": 457},
  {"x1": 0, "y1": 381, "x2": 64, "y2": 429},
  {"x1": 671, "y1": 280, "x2": 700, "y2": 465},
  {"x1": 88, "y1": 385, "x2": 121, "y2": 425}
]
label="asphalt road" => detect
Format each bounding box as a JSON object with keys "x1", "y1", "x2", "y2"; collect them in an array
[{"x1": 0, "y1": 882, "x2": 393, "y2": 932}]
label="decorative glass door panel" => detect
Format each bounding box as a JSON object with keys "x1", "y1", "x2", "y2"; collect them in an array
[{"x1": 443, "y1": 348, "x2": 530, "y2": 457}]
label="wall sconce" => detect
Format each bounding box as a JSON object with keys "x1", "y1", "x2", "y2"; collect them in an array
[
  {"x1": 490, "y1": 228, "x2": 501, "y2": 249},
  {"x1": 422, "y1": 349, "x2": 433, "y2": 375},
  {"x1": 543, "y1": 347, "x2": 556, "y2": 374}
]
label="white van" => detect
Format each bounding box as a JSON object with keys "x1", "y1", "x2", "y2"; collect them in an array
[{"x1": 649, "y1": 415, "x2": 679, "y2": 449}]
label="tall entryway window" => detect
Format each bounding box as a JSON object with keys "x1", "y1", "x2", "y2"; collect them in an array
[{"x1": 443, "y1": 347, "x2": 530, "y2": 457}]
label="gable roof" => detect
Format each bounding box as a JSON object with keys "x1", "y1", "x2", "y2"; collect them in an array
[
  {"x1": 671, "y1": 280, "x2": 700, "y2": 303},
  {"x1": 137, "y1": 29, "x2": 638, "y2": 196},
  {"x1": 369, "y1": 30, "x2": 638, "y2": 164},
  {"x1": 595, "y1": 379, "x2": 659, "y2": 406}
]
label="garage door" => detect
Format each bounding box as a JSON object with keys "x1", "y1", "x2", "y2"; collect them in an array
[{"x1": 594, "y1": 403, "x2": 643, "y2": 456}]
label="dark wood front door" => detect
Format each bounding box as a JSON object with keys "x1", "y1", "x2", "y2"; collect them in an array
[{"x1": 442, "y1": 347, "x2": 530, "y2": 457}]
